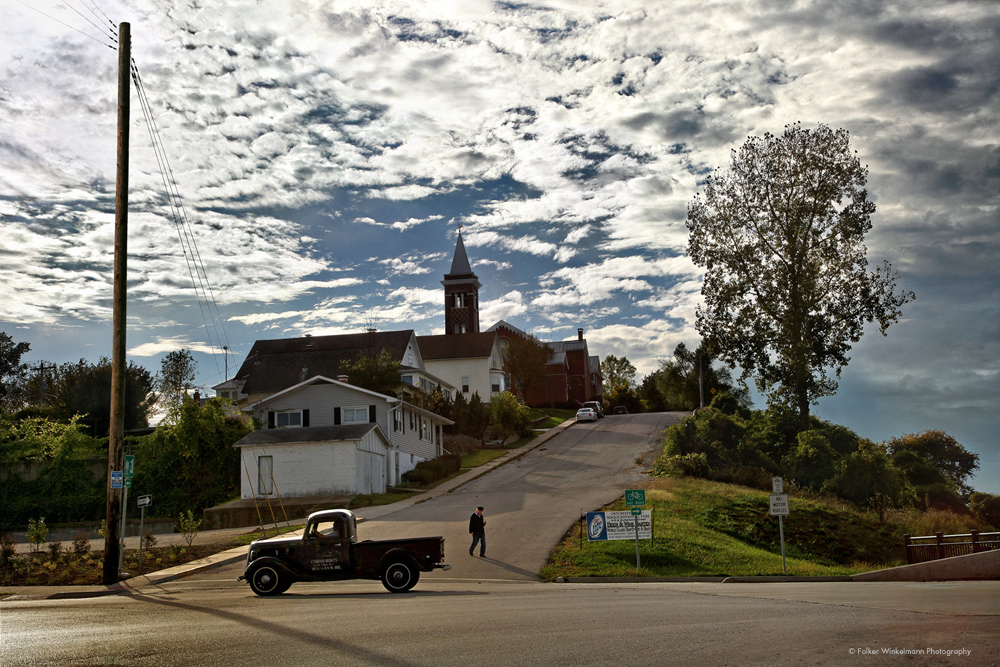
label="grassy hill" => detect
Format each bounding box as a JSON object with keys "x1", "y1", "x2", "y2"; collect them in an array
[{"x1": 541, "y1": 477, "x2": 913, "y2": 579}]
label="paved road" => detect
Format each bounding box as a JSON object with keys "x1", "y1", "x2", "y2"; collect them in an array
[
  {"x1": 353, "y1": 411, "x2": 683, "y2": 582},
  {"x1": 3, "y1": 578, "x2": 997, "y2": 666}
]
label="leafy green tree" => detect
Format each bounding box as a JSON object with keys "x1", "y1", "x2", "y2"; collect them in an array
[
  {"x1": 785, "y1": 431, "x2": 838, "y2": 491},
  {"x1": 656, "y1": 343, "x2": 747, "y2": 411},
  {"x1": 969, "y1": 493, "x2": 1000, "y2": 530},
  {"x1": 687, "y1": 123, "x2": 914, "y2": 427},
  {"x1": 885, "y1": 430, "x2": 979, "y2": 501},
  {"x1": 341, "y1": 349, "x2": 401, "y2": 397},
  {"x1": 502, "y1": 333, "x2": 549, "y2": 401},
  {"x1": 0, "y1": 332, "x2": 30, "y2": 413},
  {"x1": 489, "y1": 391, "x2": 531, "y2": 442},
  {"x1": 637, "y1": 372, "x2": 666, "y2": 413},
  {"x1": 130, "y1": 397, "x2": 251, "y2": 517},
  {"x1": 601, "y1": 354, "x2": 636, "y2": 393},
  {"x1": 51, "y1": 358, "x2": 157, "y2": 436},
  {"x1": 823, "y1": 440, "x2": 912, "y2": 508},
  {"x1": 157, "y1": 349, "x2": 196, "y2": 420}
]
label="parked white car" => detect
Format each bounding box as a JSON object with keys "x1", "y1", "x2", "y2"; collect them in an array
[{"x1": 575, "y1": 407, "x2": 598, "y2": 423}]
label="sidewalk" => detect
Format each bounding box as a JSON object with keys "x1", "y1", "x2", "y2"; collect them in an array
[{"x1": 1, "y1": 420, "x2": 577, "y2": 600}]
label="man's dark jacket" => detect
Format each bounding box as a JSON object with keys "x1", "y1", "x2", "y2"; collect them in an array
[{"x1": 469, "y1": 512, "x2": 485, "y2": 534}]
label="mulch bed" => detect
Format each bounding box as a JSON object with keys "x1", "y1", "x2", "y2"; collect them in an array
[{"x1": 1, "y1": 544, "x2": 227, "y2": 586}]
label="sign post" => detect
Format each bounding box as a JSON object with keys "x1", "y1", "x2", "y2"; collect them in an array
[
  {"x1": 769, "y1": 478, "x2": 789, "y2": 573},
  {"x1": 137, "y1": 495, "x2": 151, "y2": 575},
  {"x1": 624, "y1": 489, "x2": 646, "y2": 574},
  {"x1": 119, "y1": 454, "x2": 135, "y2": 573}
]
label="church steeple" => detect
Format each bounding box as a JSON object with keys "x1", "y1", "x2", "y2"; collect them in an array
[{"x1": 442, "y1": 230, "x2": 481, "y2": 335}]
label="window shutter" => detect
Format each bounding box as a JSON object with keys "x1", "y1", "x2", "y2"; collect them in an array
[
  {"x1": 368, "y1": 405, "x2": 376, "y2": 423},
  {"x1": 267, "y1": 411, "x2": 275, "y2": 429},
  {"x1": 334, "y1": 407, "x2": 341, "y2": 425},
  {"x1": 302, "y1": 409, "x2": 310, "y2": 427}
]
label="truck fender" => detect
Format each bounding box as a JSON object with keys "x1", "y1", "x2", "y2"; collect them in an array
[
  {"x1": 378, "y1": 548, "x2": 420, "y2": 573},
  {"x1": 244, "y1": 555, "x2": 297, "y2": 579}
]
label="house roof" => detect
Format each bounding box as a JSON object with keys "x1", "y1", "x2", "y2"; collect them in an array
[
  {"x1": 233, "y1": 423, "x2": 387, "y2": 448},
  {"x1": 234, "y1": 330, "x2": 415, "y2": 395},
  {"x1": 487, "y1": 320, "x2": 530, "y2": 339},
  {"x1": 417, "y1": 332, "x2": 498, "y2": 361},
  {"x1": 244, "y1": 375, "x2": 401, "y2": 411}
]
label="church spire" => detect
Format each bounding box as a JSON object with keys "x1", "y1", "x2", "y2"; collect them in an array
[
  {"x1": 442, "y1": 228, "x2": 481, "y2": 335},
  {"x1": 448, "y1": 228, "x2": 477, "y2": 278}
]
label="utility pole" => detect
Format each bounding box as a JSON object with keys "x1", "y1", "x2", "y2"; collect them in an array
[
  {"x1": 103, "y1": 21, "x2": 130, "y2": 586},
  {"x1": 29, "y1": 362, "x2": 57, "y2": 406}
]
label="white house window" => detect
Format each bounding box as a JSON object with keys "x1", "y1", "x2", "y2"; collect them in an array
[
  {"x1": 342, "y1": 407, "x2": 369, "y2": 424},
  {"x1": 401, "y1": 375, "x2": 414, "y2": 385},
  {"x1": 461, "y1": 376, "x2": 470, "y2": 393},
  {"x1": 393, "y1": 410, "x2": 402, "y2": 432},
  {"x1": 275, "y1": 411, "x2": 302, "y2": 428}
]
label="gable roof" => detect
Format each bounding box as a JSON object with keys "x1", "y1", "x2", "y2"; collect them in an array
[
  {"x1": 234, "y1": 330, "x2": 415, "y2": 395},
  {"x1": 417, "y1": 332, "x2": 498, "y2": 361},
  {"x1": 245, "y1": 375, "x2": 401, "y2": 411},
  {"x1": 233, "y1": 423, "x2": 388, "y2": 448}
]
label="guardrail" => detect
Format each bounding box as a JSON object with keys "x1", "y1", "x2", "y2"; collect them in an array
[{"x1": 903, "y1": 530, "x2": 1000, "y2": 565}]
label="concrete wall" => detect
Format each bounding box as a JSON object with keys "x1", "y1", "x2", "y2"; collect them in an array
[{"x1": 852, "y1": 549, "x2": 1000, "y2": 582}]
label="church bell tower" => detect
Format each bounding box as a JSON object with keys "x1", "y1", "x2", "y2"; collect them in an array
[{"x1": 442, "y1": 231, "x2": 481, "y2": 335}]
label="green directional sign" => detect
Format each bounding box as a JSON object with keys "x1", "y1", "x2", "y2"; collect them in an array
[
  {"x1": 624, "y1": 489, "x2": 646, "y2": 506},
  {"x1": 123, "y1": 455, "x2": 135, "y2": 479},
  {"x1": 630, "y1": 507, "x2": 642, "y2": 516}
]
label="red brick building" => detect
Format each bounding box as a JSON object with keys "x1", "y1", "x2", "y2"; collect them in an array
[{"x1": 488, "y1": 321, "x2": 603, "y2": 408}]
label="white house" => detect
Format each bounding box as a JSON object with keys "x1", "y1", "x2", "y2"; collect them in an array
[
  {"x1": 234, "y1": 375, "x2": 453, "y2": 500},
  {"x1": 417, "y1": 332, "x2": 507, "y2": 401}
]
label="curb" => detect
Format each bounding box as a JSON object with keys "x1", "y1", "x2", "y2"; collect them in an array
[{"x1": 555, "y1": 576, "x2": 854, "y2": 584}]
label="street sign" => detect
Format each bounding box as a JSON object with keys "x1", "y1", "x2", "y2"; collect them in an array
[
  {"x1": 125, "y1": 478, "x2": 132, "y2": 488},
  {"x1": 624, "y1": 489, "x2": 646, "y2": 506},
  {"x1": 110, "y1": 470, "x2": 123, "y2": 489},
  {"x1": 123, "y1": 455, "x2": 135, "y2": 479},
  {"x1": 630, "y1": 507, "x2": 642, "y2": 516},
  {"x1": 772, "y1": 476, "x2": 783, "y2": 494},
  {"x1": 137, "y1": 495, "x2": 152, "y2": 508},
  {"x1": 769, "y1": 493, "x2": 789, "y2": 516}
]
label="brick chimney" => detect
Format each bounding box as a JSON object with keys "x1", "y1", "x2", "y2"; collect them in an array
[{"x1": 578, "y1": 328, "x2": 584, "y2": 341}]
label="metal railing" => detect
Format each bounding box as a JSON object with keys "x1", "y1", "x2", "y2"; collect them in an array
[{"x1": 903, "y1": 530, "x2": 1000, "y2": 565}]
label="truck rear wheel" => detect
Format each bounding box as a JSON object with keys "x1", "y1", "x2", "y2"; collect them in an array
[
  {"x1": 248, "y1": 564, "x2": 287, "y2": 596},
  {"x1": 382, "y1": 560, "x2": 419, "y2": 593}
]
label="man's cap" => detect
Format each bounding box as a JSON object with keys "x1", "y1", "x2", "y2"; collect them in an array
[{"x1": 477, "y1": 506, "x2": 484, "y2": 511}]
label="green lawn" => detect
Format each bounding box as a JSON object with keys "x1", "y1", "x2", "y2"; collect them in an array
[{"x1": 540, "y1": 477, "x2": 905, "y2": 579}]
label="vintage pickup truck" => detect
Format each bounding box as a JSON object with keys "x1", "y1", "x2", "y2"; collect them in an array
[{"x1": 239, "y1": 509, "x2": 450, "y2": 595}]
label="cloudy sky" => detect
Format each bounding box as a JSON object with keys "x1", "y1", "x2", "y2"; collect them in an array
[{"x1": 2, "y1": 0, "x2": 997, "y2": 492}]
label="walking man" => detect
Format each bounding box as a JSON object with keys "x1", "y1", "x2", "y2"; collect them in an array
[{"x1": 469, "y1": 506, "x2": 486, "y2": 557}]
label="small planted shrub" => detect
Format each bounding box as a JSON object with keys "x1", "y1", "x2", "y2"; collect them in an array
[
  {"x1": 72, "y1": 532, "x2": 91, "y2": 557},
  {"x1": 178, "y1": 510, "x2": 202, "y2": 548},
  {"x1": 26, "y1": 517, "x2": 48, "y2": 552}
]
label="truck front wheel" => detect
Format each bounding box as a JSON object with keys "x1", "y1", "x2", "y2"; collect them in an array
[
  {"x1": 381, "y1": 560, "x2": 419, "y2": 593},
  {"x1": 248, "y1": 564, "x2": 287, "y2": 596}
]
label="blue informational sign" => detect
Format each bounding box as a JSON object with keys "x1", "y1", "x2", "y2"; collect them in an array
[
  {"x1": 110, "y1": 470, "x2": 124, "y2": 489},
  {"x1": 586, "y1": 510, "x2": 652, "y2": 541}
]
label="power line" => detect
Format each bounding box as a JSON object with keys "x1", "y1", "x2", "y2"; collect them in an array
[
  {"x1": 15, "y1": 0, "x2": 115, "y2": 49},
  {"x1": 131, "y1": 61, "x2": 234, "y2": 382}
]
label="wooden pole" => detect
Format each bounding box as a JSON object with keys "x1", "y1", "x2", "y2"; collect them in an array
[{"x1": 103, "y1": 21, "x2": 130, "y2": 586}]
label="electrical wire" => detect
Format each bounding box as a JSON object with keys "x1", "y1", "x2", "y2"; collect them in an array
[
  {"x1": 14, "y1": 0, "x2": 115, "y2": 49},
  {"x1": 131, "y1": 61, "x2": 235, "y2": 383}
]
